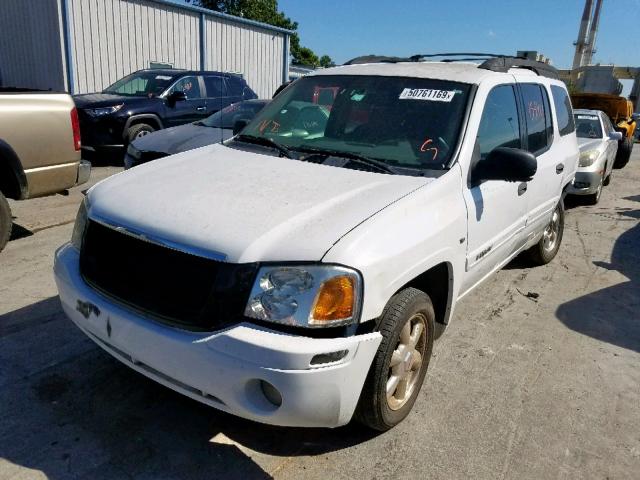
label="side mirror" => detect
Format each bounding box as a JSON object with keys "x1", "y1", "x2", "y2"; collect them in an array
[
  {"x1": 473, "y1": 147, "x2": 537, "y2": 183},
  {"x1": 233, "y1": 119, "x2": 249, "y2": 135},
  {"x1": 166, "y1": 90, "x2": 186, "y2": 106},
  {"x1": 609, "y1": 131, "x2": 623, "y2": 141}
]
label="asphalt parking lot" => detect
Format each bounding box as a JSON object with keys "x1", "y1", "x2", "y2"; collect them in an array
[{"x1": 1, "y1": 152, "x2": 639, "y2": 480}]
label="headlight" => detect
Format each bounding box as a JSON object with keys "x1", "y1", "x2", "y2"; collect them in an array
[
  {"x1": 126, "y1": 143, "x2": 142, "y2": 160},
  {"x1": 244, "y1": 265, "x2": 361, "y2": 328},
  {"x1": 71, "y1": 197, "x2": 89, "y2": 250},
  {"x1": 85, "y1": 104, "x2": 124, "y2": 117},
  {"x1": 579, "y1": 149, "x2": 600, "y2": 167}
]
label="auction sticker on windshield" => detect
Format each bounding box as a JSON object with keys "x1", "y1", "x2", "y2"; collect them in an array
[
  {"x1": 577, "y1": 115, "x2": 599, "y2": 120},
  {"x1": 399, "y1": 88, "x2": 456, "y2": 102}
]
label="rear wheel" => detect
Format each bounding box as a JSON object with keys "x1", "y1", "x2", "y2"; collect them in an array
[
  {"x1": 355, "y1": 288, "x2": 435, "y2": 431},
  {"x1": 0, "y1": 191, "x2": 12, "y2": 253},
  {"x1": 614, "y1": 137, "x2": 633, "y2": 169},
  {"x1": 126, "y1": 123, "x2": 155, "y2": 143},
  {"x1": 528, "y1": 200, "x2": 564, "y2": 265}
]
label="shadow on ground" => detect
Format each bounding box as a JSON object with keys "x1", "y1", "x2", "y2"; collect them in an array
[
  {"x1": 556, "y1": 197, "x2": 640, "y2": 353},
  {"x1": 0, "y1": 297, "x2": 380, "y2": 480},
  {"x1": 9, "y1": 222, "x2": 34, "y2": 241}
]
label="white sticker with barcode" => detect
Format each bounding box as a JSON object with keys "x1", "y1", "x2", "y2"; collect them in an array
[
  {"x1": 399, "y1": 88, "x2": 456, "y2": 102},
  {"x1": 577, "y1": 115, "x2": 598, "y2": 120},
  {"x1": 155, "y1": 75, "x2": 172, "y2": 80}
]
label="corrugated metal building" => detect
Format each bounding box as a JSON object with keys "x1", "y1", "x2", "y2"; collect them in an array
[{"x1": 0, "y1": 0, "x2": 290, "y2": 99}]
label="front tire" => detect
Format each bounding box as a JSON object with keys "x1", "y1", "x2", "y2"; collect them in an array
[
  {"x1": 0, "y1": 191, "x2": 12, "y2": 253},
  {"x1": 586, "y1": 175, "x2": 603, "y2": 205},
  {"x1": 126, "y1": 123, "x2": 155, "y2": 143},
  {"x1": 528, "y1": 199, "x2": 564, "y2": 265},
  {"x1": 355, "y1": 288, "x2": 435, "y2": 431}
]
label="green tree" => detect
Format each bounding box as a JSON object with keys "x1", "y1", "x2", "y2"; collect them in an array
[
  {"x1": 191, "y1": 0, "x2": 332, "y2": 67},
  {"x1": 319, "y1": 55, "x2": 335, "y2": 68}
]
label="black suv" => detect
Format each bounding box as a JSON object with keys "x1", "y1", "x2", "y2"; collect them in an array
[{"x1": 73, "y1": 69, "x2": 257, "y2": 151}]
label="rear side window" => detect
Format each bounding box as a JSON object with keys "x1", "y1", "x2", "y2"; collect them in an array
[
  {"x1": 521, "y1": 84, "x2": 552, "y2": 154},
  {"x1": 204, "y1": 76, "x2": 227, "y2": 98},
  {"x1": 477, "y1": 85, "x2": 521, "y2": 159},
  {"x1": 551, "y1": 85, "x2": 575, "y2": 136}
]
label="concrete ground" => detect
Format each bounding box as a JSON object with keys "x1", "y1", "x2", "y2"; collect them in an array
[{"x1": 1, "y1": 152, "x2": 639, "y2": 480}]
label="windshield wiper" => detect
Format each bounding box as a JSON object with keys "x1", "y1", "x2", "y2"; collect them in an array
[
  {"x1": 233, "y1": 134, "x2": 293, "y2": 158},
  {"x1": 293, "y1": 146, "x2": 397, "y2": 174}
]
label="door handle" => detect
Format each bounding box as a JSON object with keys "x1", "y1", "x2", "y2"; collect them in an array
[
  {"x1": 196, "y1": 106, "x2": 206, "y2": 112},
  {"x1": 517, "y1": 182, "x2": 527, "y2": 196},
  {"x1": 556, "y1": 163, "x2": 564, "y2": 174}
]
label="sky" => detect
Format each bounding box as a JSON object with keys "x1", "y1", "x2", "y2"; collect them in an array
[
  {"x1": 278, "y1": 0, "x2": 639, "y2": 69},
  {"x1": 173, "y1": 0, "x2": 638, "y2": 95}
]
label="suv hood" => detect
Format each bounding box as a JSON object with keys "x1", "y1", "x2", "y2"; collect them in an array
[
  {"x1": 73, "y1": 93, "x2": 154, "y2": 109},
  {"x1": 88, "y1": 144, "x2": 429, "y2": 263}
]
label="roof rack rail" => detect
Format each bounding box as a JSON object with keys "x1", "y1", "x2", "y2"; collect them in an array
[
  {"x1": 343, "y1": 53, "x2": 560, "y2": 80},
  {"x1": 343, "y1": 55, "x2": 413, "y2": 65},
  {"x1": 344, "y1": 53, "x2": 502, "y2": 65},
  {"x1": 478, "y1": 57, "x2": 560, "y2": 79}
]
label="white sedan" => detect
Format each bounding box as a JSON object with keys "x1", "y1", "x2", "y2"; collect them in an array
[{"x1": 568, "y1": 109, "x2": 622, "y2": 204}]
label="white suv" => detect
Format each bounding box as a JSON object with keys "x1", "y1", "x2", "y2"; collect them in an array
[{"x1": 54, "y1": 55, "x2": 579, "y2": 431}]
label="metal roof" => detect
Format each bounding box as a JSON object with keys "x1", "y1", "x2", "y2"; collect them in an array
[{"x1": 148, "y1": 0, "x2": 294, "y2": 35}]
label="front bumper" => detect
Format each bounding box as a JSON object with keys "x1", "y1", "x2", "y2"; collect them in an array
[
  {"x1": 78, "y1": 110, "x2": 127, "y2": 148},
  {"x1": 567, "y1": 170, "x2": 603, "y2": 195},
  {"x1": 54, "y1": 244, "x2": 382, "y2": 428}
]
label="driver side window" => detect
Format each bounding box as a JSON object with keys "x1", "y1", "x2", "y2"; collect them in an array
[
  {"x1": 167, "y1": 76, "x2": 202, "y2": 99},
  {"x1": 477, "y1": 85, "x2": 521, "y2": 160}
]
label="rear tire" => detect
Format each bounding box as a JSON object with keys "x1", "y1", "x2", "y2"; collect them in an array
[
  {"x1": 126, "y1": 123, "x2": 155, "y2": 143},
  {"x1": 528, "y1": 199, "x2": 564, "y2": 265},
  {"x1": 614, "y1": 137, "x2": 633, "y2": 169},
  {"x1": 355, "y1": 288, "x2": 435, "y2": 431},
  {"x1": 0, "y1": 191, "x2": 12, "y2": 253}
]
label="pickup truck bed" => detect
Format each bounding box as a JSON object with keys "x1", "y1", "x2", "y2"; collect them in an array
[{"x1": 0, "y1": 90, "x2": 89, "y2": 252}]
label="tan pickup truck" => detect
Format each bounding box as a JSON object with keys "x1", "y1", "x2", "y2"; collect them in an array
[{"x1": 0, "y1": 89, "x2": 90, "y2": 252}]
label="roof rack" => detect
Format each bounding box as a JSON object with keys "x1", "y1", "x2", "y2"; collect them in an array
[
  {"x1": 343, "y1": 53, "x2": 560, "y2": 80},
  {"x1": 478, "y1": 57, "x2": 559, "y2": 79}
]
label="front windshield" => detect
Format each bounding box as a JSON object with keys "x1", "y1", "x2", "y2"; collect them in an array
[
  {"x1": 575, "y1": 114, "x2": 603, "y2": 139},
  {"x1": 202, "y1": 101, "x2": 267, "y2": 128},
  {"x1": 103, "y1": 72, "x2": 177, "y2": 97},
  {"x1": 240, "y1": 75, "x2": 471, "y2": 169}
]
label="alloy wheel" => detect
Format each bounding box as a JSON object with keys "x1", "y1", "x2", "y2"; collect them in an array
[
  {"x1": 386, "y1": 313, "x2": 427, "y2": 410},
  {"x1": 542, "y1": 208, "x2": 561, "y2": 253}
]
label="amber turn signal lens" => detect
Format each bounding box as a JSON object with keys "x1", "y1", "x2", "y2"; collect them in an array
[{"x1": 311, "y1": 275, "x2": 355, "y2": 323}]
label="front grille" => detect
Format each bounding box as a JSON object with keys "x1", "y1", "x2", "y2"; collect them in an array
[{"x1": 80, "y1": 220, "x2": 258, "y2": 331}]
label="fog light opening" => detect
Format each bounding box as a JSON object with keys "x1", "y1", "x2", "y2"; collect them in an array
[
  {"x1": 260, "y1": 380, "x2": 282, "y2": 407},
  {"x1": 310, "y1": 349, "x2": 349, "y2": 366}
]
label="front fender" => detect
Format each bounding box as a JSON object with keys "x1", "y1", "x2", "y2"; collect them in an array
[
  {"x1": 123, "y1": 113, "x2": 165, "y2": 138},
  {"x1": 323, "y1": 166, "x2": 467, "y2": 324}
]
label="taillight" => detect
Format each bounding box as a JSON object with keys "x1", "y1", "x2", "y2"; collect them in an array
[{"x1": 71, "y1": 107, "x2": 81, "y2": 151}]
